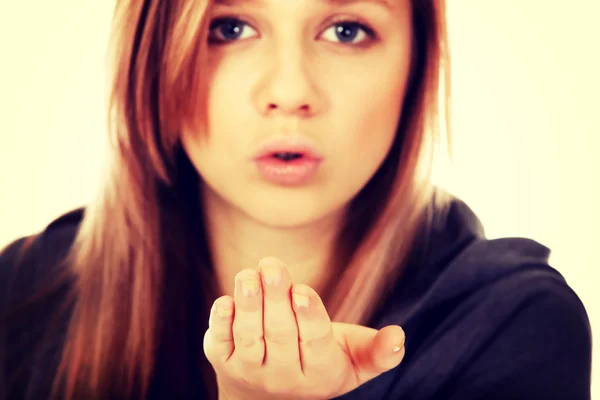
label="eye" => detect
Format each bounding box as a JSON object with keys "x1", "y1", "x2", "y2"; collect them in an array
[
  {"x1": 208, "y1": 17, "x2": 377, "y2": 46},
  {"x1": 320, "y1": 20, "x2": 376, "y2": 45},
  {"x1": 208, "y1": 17, "x2": 258, "y2": 44}
]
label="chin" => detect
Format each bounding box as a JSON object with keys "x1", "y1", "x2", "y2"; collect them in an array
[
  {"x1": 242, "y1": 195, "x2": 333, "y2": 229},
  {"x1": 202, "y1": 178, "x2": 349, "y2": 230},
  {"x1": 234, "y1": 184, "x2": 348, "y2": 230}
]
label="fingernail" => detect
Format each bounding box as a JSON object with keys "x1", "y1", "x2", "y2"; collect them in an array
[
  {"x1": 217, "y1": 304, "x2": 233, "y2": 317},
  {"x1": 261, "y1": 265, "x2": 281, "y2": 286},
  {"x1": 292, "y1": 292, "x2": 310, "y2": 308},
  {"x1": 393, "y1": 332, "x2": 406, "y2": 352},
  {"x1": 242, "y1": 279, "x2": 260, "y2": 297}
]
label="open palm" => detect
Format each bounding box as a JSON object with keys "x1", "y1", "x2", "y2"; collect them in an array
[{"x1": 203, "y1": 257, "x2": 406, "y2": 400}]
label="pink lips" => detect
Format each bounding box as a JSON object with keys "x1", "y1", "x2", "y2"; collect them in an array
[{"x1": 253, "y1": 137, "x2": 323, "y2": 186}]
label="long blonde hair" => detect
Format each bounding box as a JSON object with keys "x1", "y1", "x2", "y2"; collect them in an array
[{"x1": 54, "y1": 0, "x2": 453, "y2": 398}]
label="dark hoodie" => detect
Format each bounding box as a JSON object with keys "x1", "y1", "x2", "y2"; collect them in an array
[{"x1": 0, "y1": 199, "x2": 592, "y2": 399}]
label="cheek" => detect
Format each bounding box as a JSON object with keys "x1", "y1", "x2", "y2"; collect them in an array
[
  {"x1": 180, "y1": 64, "x2": 258, "y2": 196},
  {"x1": 195, "y1": 65, "x2": 256, "y2": 162},
  {"x1": 207, "y1": 72, "x2": 250, "y2": 144},
  {"x1": 207, "y1": 51, "x2": 257, "y2": 116},
  {"x1": 331, "y1": 64, "x2": 408, "y2": 172}
]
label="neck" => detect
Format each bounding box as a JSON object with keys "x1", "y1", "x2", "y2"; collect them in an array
[{"x1": 202, "y1": 190, "x2": 344, "y2": 298}]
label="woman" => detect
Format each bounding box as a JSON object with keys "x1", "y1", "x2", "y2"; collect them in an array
[{"x1": 0, "y1": 0, "x2": 591, "y2": 399}]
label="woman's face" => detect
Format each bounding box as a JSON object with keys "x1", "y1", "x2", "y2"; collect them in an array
[{"x1": 182, "y1": 0, "x2": 413, "y2": 228}]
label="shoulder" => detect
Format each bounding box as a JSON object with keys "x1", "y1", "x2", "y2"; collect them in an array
[
  {"x1": 369, "y1": 198, "x2": 592, "y2": 399},
  {"x1": 445, "y1": 236, "x2": 586, "y2": 324},
  {"x1": 0, "y1": 207, "x2": 84, "y2": 262},
  {"x1": 387, "y1": 229, "x2": 589, "y2": 332},
  {"x1": 0, "y1": 208, "x2": 83, "y2": 400},
  {"x1": 406, "y1": 208, "x2": 590, "y2": 341},
  {"x1": 440, "y1": 242, "x2": 592, "y2": 399},
  {"x1": 381, "y1": 196, "x2": 569, "y2": 324},
  {"x1": 399, "y1": 194, "x2": 573, "y2": 311},
  {"x1": 0, "y1": 208, "x2": 84, "y2": 311},
  {"x1": 457, "y1": 237, "x2": 590, "y2": 344}
]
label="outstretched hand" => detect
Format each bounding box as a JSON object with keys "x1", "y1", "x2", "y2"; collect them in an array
[{"x1": 203, "y1": 257, "x2": 406, "y2": 400}]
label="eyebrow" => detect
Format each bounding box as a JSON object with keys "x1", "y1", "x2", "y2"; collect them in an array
[{"x1": 213, "y1": 0, "x2": 393, "y2": 10}]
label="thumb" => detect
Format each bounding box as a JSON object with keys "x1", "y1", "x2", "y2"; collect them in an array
[{"x1": 339, "y1": 323, "x2": 406, "y2": 382}]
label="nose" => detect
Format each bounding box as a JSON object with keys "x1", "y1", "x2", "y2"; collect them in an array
[{"x1": 252, "y1": 45, "x2": 325, "y2": 119}]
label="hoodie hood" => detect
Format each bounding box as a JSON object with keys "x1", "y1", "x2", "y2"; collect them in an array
[{"x1": 371, "y1": 197, "x2": 562, "y2": 328}]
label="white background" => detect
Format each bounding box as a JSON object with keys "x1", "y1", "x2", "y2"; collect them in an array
[{"x1": 1, "y1": 1, "x2": 598, "y2": 397}]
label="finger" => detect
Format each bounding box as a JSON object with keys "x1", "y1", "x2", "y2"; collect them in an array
[
  {"x1": 203, "y1": 295, "x2": 235, "y2": 365},
  {"x1": 291, "y1": 284, "x2": 337, "y2": 374},
  {"x1": 259, "y1": 257, "x2": 301, "y2": 369},
  {"x1": 343, "y1": 324, "x2": 406, "y2": 382},
  {"x1": 231, "y1": 268, "x2": 265, "y2": 367}
]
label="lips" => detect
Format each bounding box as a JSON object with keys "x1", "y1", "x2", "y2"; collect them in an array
[
  {"x1": 254, "y1": 137, "x2": 324, "y2": 162},
  {"x1": 253, "y1": 137, "x2": 323, "y2": 186}
]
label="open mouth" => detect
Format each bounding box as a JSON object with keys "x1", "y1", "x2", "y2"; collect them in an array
[
  {"x1": 254, "y1": 145, "x2": 322, "y2": 185},
  {"x1": 272, "y1": 152, "x2": 304, "y2": 161}
]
